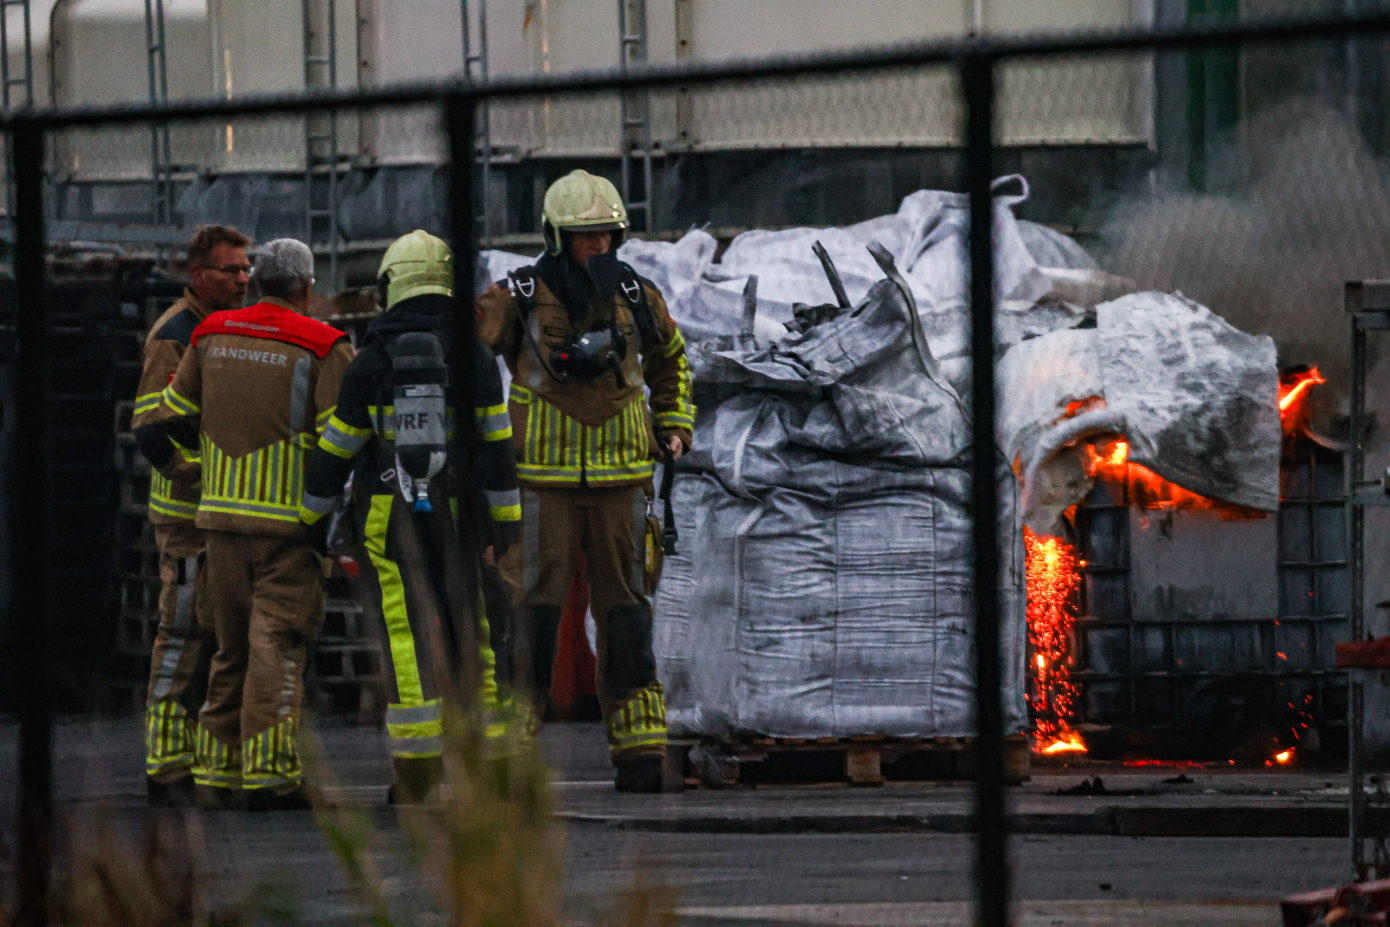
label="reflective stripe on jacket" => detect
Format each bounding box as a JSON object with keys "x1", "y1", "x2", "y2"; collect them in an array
[
  {"x1": 146, "y1": 298, "x2": 352, "y2": 537},
  {"x1": 477, "y1": 273, "x2": 694, "y2": 490},
  {"x1": 510, "y1": 384, "x2": 654, "y2": 486},
  {"x1": 133, "y1": 289, "x2": 210, "y2": 525}
]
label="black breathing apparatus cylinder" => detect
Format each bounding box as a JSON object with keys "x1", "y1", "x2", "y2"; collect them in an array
[{"x1": 384, "y1": 331, "x2": 449, "y2": 512}]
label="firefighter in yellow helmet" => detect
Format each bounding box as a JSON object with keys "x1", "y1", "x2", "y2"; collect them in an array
[
  {"x1": 477, "y1": 170, "x2": 694, "y2": 793},
  {"x1": 302, "y1": 230, "x2": 520, "y2": 803}
]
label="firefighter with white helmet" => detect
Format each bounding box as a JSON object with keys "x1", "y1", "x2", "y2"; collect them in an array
[
  {"x1": 301, "y1": 229, "x2": 520, "y2": 803},
  {"x1": 477, "y1": 170, "x2": 695, "y2": 793}
]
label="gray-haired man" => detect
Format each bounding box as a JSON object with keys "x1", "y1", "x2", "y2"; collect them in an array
[{"x1": 137, "y1": 239, "x2": 353, "y2": 810}]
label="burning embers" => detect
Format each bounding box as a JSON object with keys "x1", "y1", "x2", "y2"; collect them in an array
[{"x1": 1025, "y1": 527, "x2": 1084, "y2": 755}]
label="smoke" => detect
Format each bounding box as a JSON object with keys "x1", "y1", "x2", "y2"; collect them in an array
[{"x1": 1097, "y1": 101, "x2": 1390, "y2": 428}]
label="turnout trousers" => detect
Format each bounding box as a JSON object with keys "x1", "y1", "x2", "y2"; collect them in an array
[
  {"x1": 194, "y1": 530, "x2": 324, "y2": 793},
  {"x1": 144, "y1": 522, "x2": 212, "y2": 782},
  {"x1": 355, "y1": 492, "x2": 507, "y2": 759},
  {"x1": 499, "y1": 485, "x2": 666, "y2": 763}
]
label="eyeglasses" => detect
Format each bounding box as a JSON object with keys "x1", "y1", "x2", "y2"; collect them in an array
[{"x1": 199, "y1": 263, "x2": 253, "y2": 277}]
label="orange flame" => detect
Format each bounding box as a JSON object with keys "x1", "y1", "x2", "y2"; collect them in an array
[
  {"x1": 1269, "y1": 749, "x2": 1294, "y2": 766},
  {"x1": 1041, "y1": 734, "x2": 1087, "y2": 755},
  {"x1": 1091, "y1": 438, "x2": 1129, "y2": 468},
  {"x1": 1279, "y1": 367, "x2": 1326, "y2": 418},
  {"x1": 1084, "y1": 436, "x2": 1230, "y2": 511},
  {"x1": 1026, "y1": 527, "x2": 1084, "y2": 754}
]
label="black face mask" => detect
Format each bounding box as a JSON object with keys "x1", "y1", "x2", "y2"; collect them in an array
[
  {"x1": 584, "y1": 249, "x2": 623, "y2": 300},
  {"x1": 537, "y1": 247, "x2": 625, "y2": 327}
]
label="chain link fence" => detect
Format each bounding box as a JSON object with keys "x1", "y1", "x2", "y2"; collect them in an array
[{"x1": 4, "y1": 10, "x2": 1390, "y2": 925}]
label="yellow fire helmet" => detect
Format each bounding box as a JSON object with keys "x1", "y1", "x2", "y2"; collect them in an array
[
  {"x1": 377, "y1": 229, "x2": 454, "y2": 309},
  {"x1": 541, "y1": 169, "x2": 628, "y2": 256}
]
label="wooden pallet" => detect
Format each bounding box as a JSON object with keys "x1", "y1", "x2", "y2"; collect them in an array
[{"x1": 670, "y1": 734, "x2": 1032, "y2": 788}]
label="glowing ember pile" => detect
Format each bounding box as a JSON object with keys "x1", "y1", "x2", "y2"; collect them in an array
[{"x1": 1025, "y1": 527, "x2": 1084, "y2": 754}]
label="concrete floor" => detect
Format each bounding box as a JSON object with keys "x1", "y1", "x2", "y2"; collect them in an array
[{"x1": 0, "y1": 717, "x2": 1359, "y2": 925}]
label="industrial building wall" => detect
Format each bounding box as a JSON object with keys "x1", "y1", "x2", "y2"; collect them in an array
[
  {"x1": 25, "y1": 0, "x2": 1385, "y2": 252},
  {"x1": 34, "y1": 0, "x2": 1155, "y2": 176}
]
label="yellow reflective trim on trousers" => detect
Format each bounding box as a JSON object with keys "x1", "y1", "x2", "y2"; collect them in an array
[
  {"x1": 242, "y1": 717, "x2": 302, "y2": 789},
  {"x1": 386, "y1": 719, "x2": 444, "y2": 740},
  {"x1": 145, "y1": 698, "x2": 196, "y2": 777},
  {"x1": 607, "y1": 685, "x2": 667, "y2": 754},
  {"x1": 193, "y1": 726, "x2": 241, "y2": 787},
  {"x1": 477, "y1": 605, "x2": 499, "y2": 705},
  {"x1": 364, "y1": 495, "x2": 426, "y2": 708},
  {"x1": 490, "y1": 504, "x2": 521, "y2": 521}
]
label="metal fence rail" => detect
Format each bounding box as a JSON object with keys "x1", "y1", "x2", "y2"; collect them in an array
[{"x1": 8, "y1": 11, "x2": 1390, "y2": 926}]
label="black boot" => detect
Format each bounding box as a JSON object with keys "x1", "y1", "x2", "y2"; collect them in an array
[
  {"x1": 614, "y1": 754, "x2": 665, "y2": 793},
  {"x1": 244, "y1": 787, "x2": 315, "y2": 812},
  {"x1": 147, "y1": 774, "x2": 196, "y2": 808},
  {"x1": 388, "y1": 757, "x2": 445, "y2": 805},
  {"x1": 194, "y1": 784, "x2": 245, "y2": 811}
]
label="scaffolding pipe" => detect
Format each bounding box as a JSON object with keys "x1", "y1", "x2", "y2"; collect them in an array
[
  {"x1": 618, "y1": 0, "x2": 653, "y2": 231},
  {"x1": 144, "y1": 0, "x2": 173, "y2": 251},
  {"x1": 461, "y1": 0, "x2": 491, "y2": 238},
  {"x1": 303, "y1": 0, "x2": 341, "y2": 290},
  {"x1": 0, "y1": 0, "x2": 33, "y2": 214}
]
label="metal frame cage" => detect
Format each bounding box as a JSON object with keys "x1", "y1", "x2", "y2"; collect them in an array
[{"x1": 7, "y1": 11, "x2": 1390, "y2": 926}]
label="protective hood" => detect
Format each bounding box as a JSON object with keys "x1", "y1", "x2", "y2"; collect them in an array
[
  {"x1": 364, "y1": 293, "x2": 451, "y2": 344},
  {"x1": 535, "y1": 250, "x2": 625, "y2": 326}
]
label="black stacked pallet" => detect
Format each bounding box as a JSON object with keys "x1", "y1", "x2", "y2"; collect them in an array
[
  {"x1": 33, "y1": 272, "x2": 166, "y2": 709},
  {"x1": 112, "y1": 309, "x2": 175, "y2": 709},
  {"x1": 309, "y1": 583, "x2": 385, "y2": 719}
]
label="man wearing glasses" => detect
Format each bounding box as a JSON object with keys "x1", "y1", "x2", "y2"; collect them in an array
[{"x1": 132, "y1": 224, "x2": 252, "y2": 806}]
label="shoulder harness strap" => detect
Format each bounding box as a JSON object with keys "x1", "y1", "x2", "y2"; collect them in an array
[
  {"x1": 506, "y1": 266, "x2": 561, "y2": 381},
  {"x1": 507, "y1": 266, "x2": 539, "y2": 317},
  {"x1": 617, "y1": 262, "x2": 660, "y2": 344}
]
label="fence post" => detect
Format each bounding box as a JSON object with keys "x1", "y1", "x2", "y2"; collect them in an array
[
  {"x1": 10, "y1": 114, "x2": 51, "y2": 927},
  {"x1": 442, "y1": 89, "x2": 485, "y2": 722},
  {"x1": 962, "y1": 51, "x2": 1010, "y2": 927}
]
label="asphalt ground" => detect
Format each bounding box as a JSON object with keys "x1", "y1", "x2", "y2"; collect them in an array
[{"x1": 0, "y1": 717, "x2": 1361, "y2": 925}]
